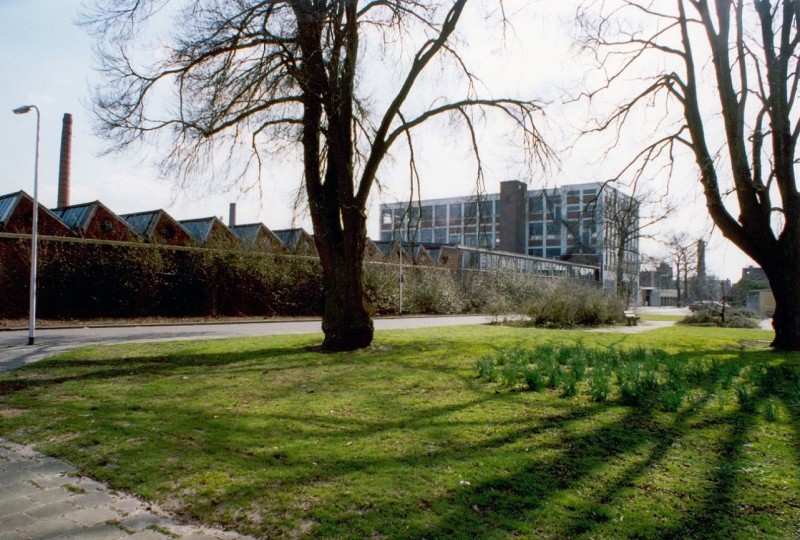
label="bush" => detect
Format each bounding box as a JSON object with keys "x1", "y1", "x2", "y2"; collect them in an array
[
  {"x1": 475, "y1": 357, "x2": 497, "y2": 381},
  {"x1": 736, "y1": 384, "x2": 757, "y2": 413},
  {"x1": 659, "y1": 379, "x2": 687, "y2": 412},
  {"x1": 560, "y1": 372, "x2": 578, "y2": 397},
  {"x1": 526, "y1": 281, "x2": 625, "y2": 328},
  {"x1": 461, "y1": 269, "x2": 545, "y2": 315},
  {"x1": 0, "y1": 236, "x2": 611, "y2": 321},
  {"x1": 588, "y1": 368, "x2": 611, "y2": 402},
  {"x1": 523, "y1": 367, "x2": 545, "y2": 391},
  {"x1": 403, "y1": 266, "x2": 462, "y2": 314},
  {"x1": 680, "y1": 306, "x2": 759, "y2": 328}
]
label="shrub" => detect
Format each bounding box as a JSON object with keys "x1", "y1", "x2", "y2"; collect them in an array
[
  {"x1": 475, "y1": 357, "x2": 496, "y2": 381},
  {"x1": 659, "y1": 379, "x2": 687, "y2": 412},
  {"x1": 763, "y1": 399, "x2": 779, "y2": 422},
  {"x1": 403, "y1": 266, "x2": 463, "y2": 314},
  {"x1": 588, "y1": 368, "x2": 611, "y2": 402},
  {"x1": 718, "y1": 363, "x2": 740, "y2": 389},
  {"x1": 501, "y1": 362, "x2": 524, "y2": 388},
  {"x1": 523, "y1": 367, "x2": 545, "y2": 392},
  {"x1": 560, "y1": 372, "x2": 578, "y2": 397},
  {"x1": 736, "y1": 385, "x2": 757, "y2": 413},
  {"x1": 526, "y1": 281, "x2": 625, "y2": 328},
  {"x1": 461, "y1": 269, "x2": 546, "y2": 315},
  {"x1": 547, "y1": 365, "x2": 563, "y2": 389},
  {"x1": 620, "y1": 371, "x2": 658, "y2": 407},
  {"x1": 680, "y1": 306, "x2": 760, "y2": 328},
  {"x1": 572, "y1": 357, "x2": 588, "y2": 381}
]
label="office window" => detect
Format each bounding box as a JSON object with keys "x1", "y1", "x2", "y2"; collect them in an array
[
  {"x1": 464, "y1": 203, "x2": 478, "y2": 225},
  {"x1": 479, "y1": 200, "x2": 493, "y2": 218},
  {"x1": 434, "y1": 204, "x2": 447, "y2": 224},
  {"x1": 421, "y1": 205, "x2": 433, "y2": 222},
  {"x1": 566, "y1": 191, "x2": 580, "y2": 205},
  {"x1": 528, "y1": 195, "x2": 544, "y2": 214},
  {"x1": 528, "y1": 222, "x2": 544, "y2": 237}
]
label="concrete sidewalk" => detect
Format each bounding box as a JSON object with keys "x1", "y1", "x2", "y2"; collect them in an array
[{"x1": 0, "y1": 439, "x2": 252, "y2": 539}]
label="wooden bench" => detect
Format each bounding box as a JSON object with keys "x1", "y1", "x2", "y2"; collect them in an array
[{"x1": 624, "y1": 310, "x2": 640, "y2": 327}]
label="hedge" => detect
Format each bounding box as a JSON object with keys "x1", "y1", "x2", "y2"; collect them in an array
[{"x1": 0, "y1": 237, "x2": 605, "y2": 321}]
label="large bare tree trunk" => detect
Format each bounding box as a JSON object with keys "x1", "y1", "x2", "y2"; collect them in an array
[
  {"x1": 765, "y1": 255, "x2": 800, "y2": 350},
  {"x1": 313, "y1": 202, "x2": 374, "y2": 351}
]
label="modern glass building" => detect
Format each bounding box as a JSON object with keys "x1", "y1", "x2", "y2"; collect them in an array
[{"x1": 379, "y1": 181, "x2": 640, "y2": 294}]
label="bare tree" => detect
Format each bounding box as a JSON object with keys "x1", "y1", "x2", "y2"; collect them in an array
[
  {"x1": 558, "y1": 185, "x2": 671, "y2": 307},
  {"x1": 600, "y1": 187, "x2": 675, "y2": 307},
  {"x1": 83, "y1": 1, "x2": 549, "y2": 350},
  {"x1": 578, "y1": 0, "x2": 800, "y2": 350},
  {"x1": 664, "y1": 232, "x2": 697, "y2": 307}
]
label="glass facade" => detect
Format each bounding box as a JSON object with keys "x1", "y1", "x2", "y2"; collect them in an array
[{"x1": 378, "y1": 181, "x2": 639, "y2": 295}]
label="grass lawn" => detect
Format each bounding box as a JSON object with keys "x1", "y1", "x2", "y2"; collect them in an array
[
  {"x1": 1, "y1": 325, "x2": 799, "y2": 539},
  {"x1": 639, "y1": 314, "x2": 686, "y2": 322}
]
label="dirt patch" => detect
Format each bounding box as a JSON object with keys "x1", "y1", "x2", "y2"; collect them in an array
[{"x1": 0, "y1": 407, "x2": 26, "y2": 418}]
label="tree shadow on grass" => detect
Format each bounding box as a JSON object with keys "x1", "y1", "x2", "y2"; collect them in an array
[
  {"x1": 648, "y1": 409, "x2": 759, "y2": 540},
  {"x1": 2, "y1": 340, "x2": 799, "y2": 539},
  {"x1": 0, "y1": 344, "x2": 339, "y2": 396}
]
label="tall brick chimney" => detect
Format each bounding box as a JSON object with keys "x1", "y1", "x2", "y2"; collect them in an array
[
  {"x1": 229, "y1": 203, "x2": 237, "y2": 227},
  {"x1": 499, "y1": 180, "x2": 527, "y2": 254},
  {"x1": 57, "y1": 113, "x2": 73, "y2": 208}
]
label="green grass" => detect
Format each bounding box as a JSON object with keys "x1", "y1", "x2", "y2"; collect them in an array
[{"x1": 1, "y1": 324, "x2": 798, "y2": 539}]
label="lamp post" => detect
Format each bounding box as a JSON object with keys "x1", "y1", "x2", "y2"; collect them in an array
[{"x1": 13, "y1": 105, "x2": 40, "y2": 346}]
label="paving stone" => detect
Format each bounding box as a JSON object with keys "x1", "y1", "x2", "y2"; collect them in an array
[
  {"x1": 0, "y1": 512, "x2": 37, "y2": 532},
  {"x1": 75, "y1": 477, "x2": 108, "y2": 492},
  {"x1": 27, "y1": 486, "x2": 76, "y2": 505},
  {"x1": 72, "y1": 490, "x2": 118, "y2": 509},
  {"x1": 0, "y1": 482, "x2": 40, "y2": 502},
  {"x1": 118, "y1": 512, "x2": 165, "y2": 532},
  {"x1": 24, "y1": 499, "x2": 79, "y2": 520},
  {"x1": 31, "y1": 473, "x2": 74, "y2": 489},
  {"x1": 19, "y1": 516, "x2": 83, "y2": 539},
  {"x1": 110, "y1": 496, "x2": 147, "y2": 515},
  {"x1": 127, "y1": 529, "x2": 177, "y2": 539},
  {"x1": 0, "y1": 438, "x2": 256, "y2": 539},
  {"x1": 0, "y1": 470, "x2": 36, "y2": 487},
  {"x1": 0, "y1": 497, "x2": 34, "y2": 519},
  {"x1": 28, "y1": 459, "x2": 77, "y2": 475},
  {"x1": 68, "y1": 521, "x2": 130, "y2": 539},
  {"x1": 65, "y1": 506, "x2": 124, "y2": 527}
]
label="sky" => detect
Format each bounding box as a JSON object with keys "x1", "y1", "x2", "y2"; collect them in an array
[{"x1": 0, "y1": 0, "x2": 757, "y2": 283}]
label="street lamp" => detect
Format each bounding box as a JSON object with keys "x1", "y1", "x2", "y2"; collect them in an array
[{"x1": 13, "y1": 105, "x2": 40, "y2": 346}]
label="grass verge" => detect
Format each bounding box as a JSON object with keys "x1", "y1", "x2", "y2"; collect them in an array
[{"x1": 0, "y1": 325, "x2": 798, "y2": 539}]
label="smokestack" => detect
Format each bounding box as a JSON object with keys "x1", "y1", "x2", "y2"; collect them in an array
[
  {"x1": 57, "y1": 113, "x2": 73, "y2": 208},
  {"x1": 229, "y1": 203, "x2": 236, "y2": 227},
  {"x1": 697, "y1": 239, "x2": 706, "y2": 277}
]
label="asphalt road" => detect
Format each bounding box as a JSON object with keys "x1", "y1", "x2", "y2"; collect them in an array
[{"x1": 0, "y1": 315, "x2": 493, "y2": 372}]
